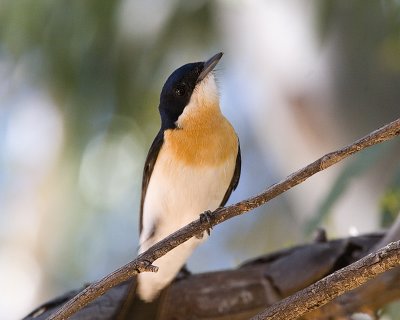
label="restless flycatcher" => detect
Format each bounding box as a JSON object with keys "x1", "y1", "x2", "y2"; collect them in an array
[{"x1": 137, "y1": 52, "x2": 241, "y2": 301}]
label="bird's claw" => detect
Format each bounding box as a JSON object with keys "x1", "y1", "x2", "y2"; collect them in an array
[{"x1": 199, "y1": 210, "x2": 213, "y2": 236}]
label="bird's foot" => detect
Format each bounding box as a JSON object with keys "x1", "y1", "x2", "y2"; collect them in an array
[{"x1": 196, "y1": 210, "x2": 213, "y2": 238}]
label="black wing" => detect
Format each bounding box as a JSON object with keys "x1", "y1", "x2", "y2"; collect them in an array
[
  {"x1": 139, "y1": 130, "x2": 164, "y2": 233},
  {"x1": 220, "y1": 141, "x2": 241, "y2": 207}
]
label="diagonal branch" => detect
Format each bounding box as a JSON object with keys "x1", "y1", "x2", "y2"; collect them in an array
[
  {"x1": 46, "y1": 118, "x2": 400, "y2": 320},
  {"x1": 250, "y1": 240, "x2": 400, "y2": 320}
]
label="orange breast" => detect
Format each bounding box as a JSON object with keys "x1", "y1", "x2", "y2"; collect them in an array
[{"x1": 163, "y1": 106, "x2": 238, "y2": 166}]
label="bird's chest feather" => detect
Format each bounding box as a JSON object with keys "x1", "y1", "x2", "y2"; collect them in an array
[
  {"x1": 163, "y1": 110, "x2": 238, "y2": 166},
  {"x1": 143, "y1": 112, "x2": 237, "y2": 231}
]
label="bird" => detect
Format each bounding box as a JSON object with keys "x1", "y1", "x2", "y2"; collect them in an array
[{"x1": 137, "y1": 52, "x2": 241, "y2": 302}]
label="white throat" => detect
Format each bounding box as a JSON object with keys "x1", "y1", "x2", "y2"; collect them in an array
[{"x1": 176, "y1": 74, "x2": 220, "y2": 128}]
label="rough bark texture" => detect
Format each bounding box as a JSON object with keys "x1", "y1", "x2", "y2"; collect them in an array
[
  {"x1": 252, "y1": 240, "x2": 400, "y2": 320},
  {"x1": 25, "y1": 233, "x2": 400, "y2": 320},
  {"x1": 44, "y1": 119, "x2": 400, "y2": 320}
]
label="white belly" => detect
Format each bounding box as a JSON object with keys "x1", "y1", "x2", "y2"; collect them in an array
[{"x1": 137, "y1": 145, "x2": 236, "y2": 301}]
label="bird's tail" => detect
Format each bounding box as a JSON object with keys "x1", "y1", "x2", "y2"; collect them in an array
[{"x1": 136, "y1": 236, "x2": 202, "y2": 302}]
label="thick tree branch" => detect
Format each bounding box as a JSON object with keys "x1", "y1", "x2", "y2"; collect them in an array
[
  {"x1": 251, "y1": 240, "x2": 400, "y2": 320},
  {"x1": 308, "y1": 210, "x2": 400, "y2": 319},
  {"x1": 47, "y1": 118, "x2": 400, "y2": 320},
  {"x1": 25, "y1": 233, "x2": 400, "y2": 320}
]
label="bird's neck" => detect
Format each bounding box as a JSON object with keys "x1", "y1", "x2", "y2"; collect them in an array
[{"x1": 176, "y1": 101, "x2": 222, "y2": 130}]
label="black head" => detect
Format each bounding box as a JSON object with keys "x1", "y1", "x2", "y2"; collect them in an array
[{"x1": 159, "y1": 52, "x2": 223, "y2": 130}]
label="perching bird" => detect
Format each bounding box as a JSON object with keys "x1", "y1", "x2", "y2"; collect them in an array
[{"x1": 137, "y1": 52, "x2": 241, "y2": 302}]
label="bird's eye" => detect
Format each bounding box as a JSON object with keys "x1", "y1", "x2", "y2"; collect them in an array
[{"x1": 175, "y1": 85, "x2": 186, "y2": 96}]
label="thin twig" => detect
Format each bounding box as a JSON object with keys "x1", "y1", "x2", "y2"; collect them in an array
[
  {"x1": 46, "y1": 118, "x2": 400, "y2": 320},
  {"x1": 250, "y1": 240, "x2": 400, "y2": 320}
]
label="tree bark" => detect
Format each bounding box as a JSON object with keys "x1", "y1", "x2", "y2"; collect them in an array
[{"x1": 25, "y1": 233, "x2": 400, "y2": 320}]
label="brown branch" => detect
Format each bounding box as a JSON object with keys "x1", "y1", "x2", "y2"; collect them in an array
[
  {"x1": 46, "y1": 118, "x2": 400, "y2": 320},
  {"x1": 24, "y1": 233, "x2": 400, "y2": 320},
  {"x1": 310, "y1": 210, "x2": 400, "y2": 319},
  {"x1": 251, "y1": 240, "x2": 400, "y2": 320}
]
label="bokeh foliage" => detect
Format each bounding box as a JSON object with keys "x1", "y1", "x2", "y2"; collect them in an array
[{"x1": 0, "y1": 0, "x2": 217, "y2": 149}]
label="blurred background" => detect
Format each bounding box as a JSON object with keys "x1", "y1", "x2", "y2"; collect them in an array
[{"x1": 1, "y1": 0, "x2": 400, "y2": 319}]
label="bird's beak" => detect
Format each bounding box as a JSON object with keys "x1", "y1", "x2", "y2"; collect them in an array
[{"x1": 197, "y1": 52, "x2": 223, "y2": 83}]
